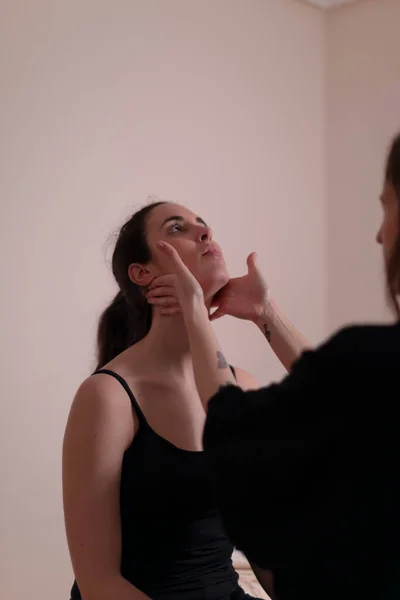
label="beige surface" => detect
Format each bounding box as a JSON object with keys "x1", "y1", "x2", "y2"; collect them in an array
[
  {"x1": 237, "y1": 570, "x2": 270, "y2": 599},
  {"x1": 233, "y1": 551, "x2": 270, "y2": 599}
]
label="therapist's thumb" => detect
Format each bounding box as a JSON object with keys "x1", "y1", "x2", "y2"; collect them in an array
[
  {"x1": 246, "y1": 252, "x2": 258, "y2": 273},
  {"x1": 156, "y1": 241, "x2": 186, "y2": 274}
]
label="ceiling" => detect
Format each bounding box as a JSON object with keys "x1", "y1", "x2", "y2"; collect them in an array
[{"x1": 301, "y1": 0, "x2": 360, "y2": 8}]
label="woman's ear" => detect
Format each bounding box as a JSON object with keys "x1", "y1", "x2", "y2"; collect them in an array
[{"x1": 128, "y1": 263, "x2": 155, "y2": 287}]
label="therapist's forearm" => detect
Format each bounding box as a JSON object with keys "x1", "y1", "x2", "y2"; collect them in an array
[
  {"x1": 256, "y1": 296, "x2": 311, "y2": 372},
  {"x1": 183, "y1": 299, "x2": 237, "y2": 409}
]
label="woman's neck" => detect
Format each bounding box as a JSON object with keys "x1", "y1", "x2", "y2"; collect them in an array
[{"x1": 138, "y1": 303, "x2": 211, "y2": 371}]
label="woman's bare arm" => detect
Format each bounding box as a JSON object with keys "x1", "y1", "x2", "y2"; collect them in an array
[{"x1": 62, "y1": 375, "x2": 151, "y2": 600}]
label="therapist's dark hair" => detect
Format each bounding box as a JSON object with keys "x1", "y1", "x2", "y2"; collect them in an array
[
  {"x1": 385, "y1": 132, "x2": 400, "y2": 317},
  {"x1": 96, "y1": 201, "x2": 167, "y2": 369}
]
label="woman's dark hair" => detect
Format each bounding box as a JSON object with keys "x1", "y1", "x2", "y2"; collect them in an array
[
  {"x1": 385, "y1": 133, "x2": 400, "y2": 317},
  {"x1": 96, "y1": 201, "x2": 166, "y2": 369}
]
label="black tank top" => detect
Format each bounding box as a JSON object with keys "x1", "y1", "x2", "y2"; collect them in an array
[{"x1": 70, "y1": 369, "x2": 240, "y2": 600}]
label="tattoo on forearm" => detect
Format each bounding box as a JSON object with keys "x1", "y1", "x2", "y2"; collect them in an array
[
  {"x1": 216, "y1": 351, "x2": 228, "y2": 369},
  {"x1": 263, "y1": 323, "x2": 272, "y2": 343}
]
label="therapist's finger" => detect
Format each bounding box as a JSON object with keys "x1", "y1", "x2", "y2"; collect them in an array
[
  {"x1": 147, "y1": 287, "x2": 175, "y2": 298},
  {"x1": 148, "y1": 274, "x2": 176, "y2": 290},
  {"x1": 147, "y1": 296, "x2": 177, "y2": 307}
]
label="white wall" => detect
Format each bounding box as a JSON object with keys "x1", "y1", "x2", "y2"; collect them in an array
[
  {"x1": 326, "y1": 0, "x2": 400, "y2": 330},
  {"x1": 0, "y1": 1, "x2": 326, "y2": 598}
]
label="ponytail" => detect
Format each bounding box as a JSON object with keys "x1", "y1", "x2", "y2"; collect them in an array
[
  {"x1": 96, "y1": 289, "x2": 152, "y2": 370},
  {"x1": 96, "y1": 201, "x2": 167, "y2": 369}
]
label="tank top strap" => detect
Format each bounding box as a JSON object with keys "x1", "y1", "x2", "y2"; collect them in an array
[{"x1": 94, "y1": 369, "x2": 148, "y2": 427}]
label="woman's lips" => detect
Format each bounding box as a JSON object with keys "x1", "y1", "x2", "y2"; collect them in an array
[{"x1": 202, "y1": 246, "x2": 223, "y2": 258}]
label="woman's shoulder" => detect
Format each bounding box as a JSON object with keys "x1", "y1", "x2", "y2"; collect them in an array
[
  {"x1": 63, "y1": 373, "x2": 136, "y2": 461},
  {"x1": 68, "y1": 371, "x2": 137, "y2": 437}
]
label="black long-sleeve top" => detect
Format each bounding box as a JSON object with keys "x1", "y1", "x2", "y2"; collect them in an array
[{"x1": 204, "y1": 323, "x2": 400, "y2": 600}]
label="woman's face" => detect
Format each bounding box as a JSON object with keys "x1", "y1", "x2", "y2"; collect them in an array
[
  {"x1": 376, "y1": 181, "x2": 399, "y2": 265},
  {"x1": 144, "y1": 203, "x2": 230, "y2": 299}
]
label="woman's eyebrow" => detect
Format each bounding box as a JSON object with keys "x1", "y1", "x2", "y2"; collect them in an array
[{"x1": 159, "y1": 215, "x2": 208, "y2": 228}]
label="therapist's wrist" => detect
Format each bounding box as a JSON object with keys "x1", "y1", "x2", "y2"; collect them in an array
[
  {"x1": 254, "y1": 296, "x2": 279, "y2": 335},
  {"x1": 256, "y1": 295, "x2": 278, "y2": 322},
  {"x1": 182, "y1": 296, "x2": 209, "y2": 323}
]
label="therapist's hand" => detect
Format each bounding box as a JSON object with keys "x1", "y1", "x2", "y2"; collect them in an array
[
  {"x1": 146, "y1": 241, "x2": 205, "y2": 316},
  {"x1": 210, "y1": 252, "x2": 269, "y2": 323}
]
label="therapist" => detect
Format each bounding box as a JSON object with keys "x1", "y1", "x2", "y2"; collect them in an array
[{"x1": 146, "y1": 133, "x2": 400, "y2": 600}]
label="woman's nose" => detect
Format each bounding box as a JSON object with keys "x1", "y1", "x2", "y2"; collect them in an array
[{"x1": 198, "y1": 226, "x2": 212, "y2": 242}]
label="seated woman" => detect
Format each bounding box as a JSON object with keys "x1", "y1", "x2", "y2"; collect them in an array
[
  {"x1": 63, "y1": 200, "x2": 273, "y2": 600},
  {"x1": 147, "y1": 133, "x2": 400, "y2": 600}
]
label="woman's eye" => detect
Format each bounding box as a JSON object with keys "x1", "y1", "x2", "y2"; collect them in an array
[{"x1": 169, "y1": 222, "x2": 184, "y2": 233}]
